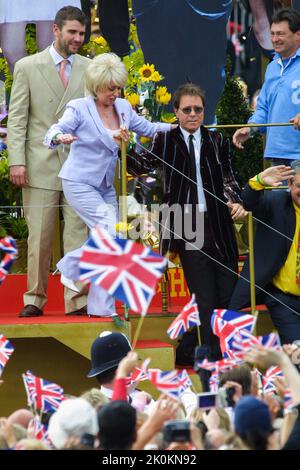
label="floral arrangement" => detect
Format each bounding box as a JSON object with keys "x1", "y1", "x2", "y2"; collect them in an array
[
  {"x1": 81, "y1": 35, "x2": 110, "y2": 57},
  {"x1": 124, "y1": 61, "x2": 176, "y2": 125}
]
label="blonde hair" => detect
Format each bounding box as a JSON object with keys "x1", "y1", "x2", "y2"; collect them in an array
[
  {"x1": 15, "y1": 438, "x2": 50, "y2": 450},
  {"x1": 80, "y1": 388, "x2": 108, "y2": 409},
  {"x1": 85, "y1": 53, "x2": 128, "y2": 98}
]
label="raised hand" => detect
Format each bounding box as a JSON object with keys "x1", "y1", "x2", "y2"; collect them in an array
[
  {"x1": 232, "y1": 127, "x2": 251, "y2": 149},
  {"x1": 259, "y1": 165, "x2": 295, "y2": 187}
]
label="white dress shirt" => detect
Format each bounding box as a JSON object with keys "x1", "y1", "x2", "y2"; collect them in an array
[{"x1": 180, "y1": 126, "x2": 207, "y2": 211}]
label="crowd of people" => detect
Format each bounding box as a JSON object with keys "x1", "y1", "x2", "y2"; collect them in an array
[
  {"x1": 1, "y1": 2, "x2": 300, "y2": 451},
  {"x1": 1, "y1": 332, "x2": 300, "y2": 451}
]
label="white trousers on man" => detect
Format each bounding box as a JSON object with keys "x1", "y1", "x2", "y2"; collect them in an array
[{"x1": 58, "y1": 179, "x2": 118, "y2": 317}]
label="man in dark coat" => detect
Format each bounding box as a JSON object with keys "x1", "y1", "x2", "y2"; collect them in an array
[
  {"x1": 230, "y1": 163, "x2": 300, "y2": 344},
  {"x1": 128, "y1": 83, "x2": 246, "y2": 364}
]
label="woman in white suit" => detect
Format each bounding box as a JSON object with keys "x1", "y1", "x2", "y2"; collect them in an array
[{"x1": 45, "y1": 53, "x2": 172, "y2": 318}]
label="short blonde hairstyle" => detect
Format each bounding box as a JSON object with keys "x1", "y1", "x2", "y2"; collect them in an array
[{"x1": 85, "y1": 53, "x2": 128, "y2": 98}]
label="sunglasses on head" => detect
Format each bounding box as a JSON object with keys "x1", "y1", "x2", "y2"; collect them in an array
[{"x1": 179, "y1": 106, "x2": 204, "y2": 115}]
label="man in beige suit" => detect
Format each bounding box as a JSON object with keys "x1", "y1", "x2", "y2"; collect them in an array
[{"x1": 8, "y1": 6, "x2": 90, "y2": 317}]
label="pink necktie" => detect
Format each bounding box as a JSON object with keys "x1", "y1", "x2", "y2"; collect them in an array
[{"x1": 59, "y1": 59, "x2": 69, "y2": 89}]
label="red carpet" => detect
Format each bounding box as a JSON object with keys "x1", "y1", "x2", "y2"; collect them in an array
[{"x1": 0, "y1": 273, "x2": 186, "y2": 323}]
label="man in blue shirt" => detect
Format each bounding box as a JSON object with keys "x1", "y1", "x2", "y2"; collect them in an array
[{"x1": 233, "y1": 8, "x2": 300, "y2": 164}]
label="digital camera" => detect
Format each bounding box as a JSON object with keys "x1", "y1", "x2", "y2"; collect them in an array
[{"x1": 163, "y1": 420, "x2": 191, "y2": 443}]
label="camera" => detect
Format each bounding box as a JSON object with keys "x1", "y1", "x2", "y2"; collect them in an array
[
  {"x1": 198, "y1": 392, "x2": 218, "y2": 409},
  {"x1": 197, "y1": 387, "x2": 236, "y2": 409},
  {"x1": 163, "y1": 420, "x2": 191, "y2": 443}
]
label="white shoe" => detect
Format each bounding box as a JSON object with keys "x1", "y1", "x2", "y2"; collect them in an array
[{"x1": 61, "y1": 274, "x2": 80, "y2": 293}]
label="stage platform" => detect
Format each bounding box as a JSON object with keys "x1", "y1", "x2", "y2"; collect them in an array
[{"x1": 0, "y1": 270, "x2": 274, "y2": 415}]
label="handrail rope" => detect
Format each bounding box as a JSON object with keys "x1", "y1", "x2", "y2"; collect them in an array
[
  {"x1": 204, "y1": 122, "x2": 294, "y2": 129},
  {"x1": 134, "y1": 172, "x2": 300, "y2": 317},
  {"x1": 135, "y1": 142, "x2": 294, "y2": 243},
  {"x1": 0, "y1": 204, "x2": 69, "y2": 209}
]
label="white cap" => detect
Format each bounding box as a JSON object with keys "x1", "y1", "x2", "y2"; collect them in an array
[{"x1": 48, "y1": 398, "x2": 98, "y2": 449}]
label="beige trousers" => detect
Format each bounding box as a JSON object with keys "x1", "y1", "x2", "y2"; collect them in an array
[{"x1": 22, "y1": 186, "x2": 88, "y2": 312}]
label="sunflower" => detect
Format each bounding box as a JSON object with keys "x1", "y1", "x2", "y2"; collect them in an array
[
  {"x1": 126, "y1": 93, "x2": 140, "y2": 107},
  {"x1": 150, "y1": 71, "x2": 163, "y2": 82},
  {"x1": 139, "y1": 63, "x2": 155, "y2": 82},
  {"x1": 155, "y1": 86, "x2": 171, "y2": 105},
  {"x1": 115, "y1": 222, "x2": 133, "y2": 233},
  {"x1": 161, "y1": 113, "x2": 177, "y2": 124},
  {"x1": 156, "y1": 86, "x2": 168, "y2": 97},
  {"x1": 93, "y1": 36, "x2": 108, "y2": 47}
]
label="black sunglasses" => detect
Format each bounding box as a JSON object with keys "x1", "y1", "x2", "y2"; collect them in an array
[{"x1": 179, "y1": 106, "x2": 204, "y2": 115}]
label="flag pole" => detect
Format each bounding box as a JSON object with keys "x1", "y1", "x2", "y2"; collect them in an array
[
  {"x1": 248, "y1": 212, "x2": 257, "y2": 317},
  {"x1": 124, "y1": 304, "x2": 130, "y2": 340},
  {"x1": 120, "y1": 138, "x2": 129, "y2": 335},
  {"x1": 197, "y1": 325, "x2": 201, "y2": 346},
  {"x1": 132, "y1": 316, "x2": 145, "y2": 350},
  {"x1": 204, "y1": 122, "x2": 293, "y2": 129},
  {"x1": 121, "y1": 139, "x2": 127, "y2": 229}
]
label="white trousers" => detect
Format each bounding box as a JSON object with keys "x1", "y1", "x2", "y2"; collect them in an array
[{"x1": 58, "y1": 179, "x2": 118, "y2": 316}]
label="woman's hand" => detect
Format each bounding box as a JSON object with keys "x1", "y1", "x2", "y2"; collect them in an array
[
  {"x1": 113, "y1": 126, "x2": 130, "y2": 146},
  {"x1": 55, "y1": 133, "x2": 78, "y2": 145}
]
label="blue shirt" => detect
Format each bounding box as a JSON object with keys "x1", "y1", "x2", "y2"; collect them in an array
[{"x1": 249, "y1": 48, "x2": 300, "y2": 160}]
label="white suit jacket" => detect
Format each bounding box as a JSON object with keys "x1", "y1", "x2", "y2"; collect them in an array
[{"x1": 45, "y1": 95, "x2": 171, "y2": 188}]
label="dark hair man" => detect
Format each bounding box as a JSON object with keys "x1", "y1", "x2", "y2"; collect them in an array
[
  {"x1": 128, "y1": 82, "x2": 246, "y2": 367},
  {"x1": 233, "y1": 8, "x2": 300, "y2": 165},
  {"x1": 8, "y1": 6, "x2": 90, "y2": 317}
]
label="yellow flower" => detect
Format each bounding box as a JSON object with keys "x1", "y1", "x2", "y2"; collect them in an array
[
  {"x1": 156, "y1": 86, "x2": 171, "y2": 105},
  {"x1": 150, "y1": 71, "x2": 163, "y2": 82},
  {"x1": 161, "y1": 113, "x2": 177, "y2": 123},
  {"x1": 156, "y1": 86, "x2": 168, "y2": 97},
  {"x1": 139, "y1": 63, "x2": 155, "y2": 82},
  {"x1": 93, "y1": 36, "x2": 108, "y2": 47},
  {"x1": 139, "y1": 136, "x2": 151, "y2": 144},
  {"x1": 158, "y1": 93, "x2": 171, "y2": 105},
  {"x1": 116, "y1": 222, "x2": 133, "y2": 233},
  {"x1": 126, "y1": 93, "x2": 140, "y2": 106}
]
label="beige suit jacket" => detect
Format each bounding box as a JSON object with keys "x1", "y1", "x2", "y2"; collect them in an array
[{"x1": 7, "y1": 47, "x2": 90, "y2": 190}]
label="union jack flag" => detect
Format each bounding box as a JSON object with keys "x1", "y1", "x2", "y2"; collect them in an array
[
  {"x1": 262, "y1": 366, "x2": 283, "y2": 394},
  {"x1": 127, "y1": 358, "x2": 151, "y2": 388},
  {"x1": 22, "y1": 370, "x2": 65, "y2": 413},
  {"x1": 284, "y1": 388, "x2": 294, "y2": 410},
  {"x1": 177, "y1": 369, "x2": 193, "y2": 395},
  {"x1": 148, "y1": 369, "x2": 181, "y2": 400},
  {"x1": 0, "y1": 237, "x2": 18, "y2": 285},
  {"x1": 195, "y1": 357, "x2": 242, "y2": 391},
  {"x1": 79, "y1": 225, "x2": 167, "y2": 315},
  {"x1": 213, "y1": 313, "x2": 276, "y2": 359},
  {"x1": 27, "y1": 416, "x2": 53, "y2": 447},
  {"x1": 231, "y1": 332, "x2": 281, "y2": 359},
  {"x1": 0, "y1": 334, "x2": 14, "y2": 376},
  {"x1": 260, "y1": 333, "x2": 281, "y2": 349},
  {"x1": 195, "y1": 357, "x2": 242, "y2": 373},
  {"x1": 212, "y1": 309, "x2": 256, "y2": 334},
  {"x1": 167, "y1": 295, "x2": 201, "y2": 339},
  {"x1": 212, "y1": 318, "x2": 240, "y2": 356}
]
